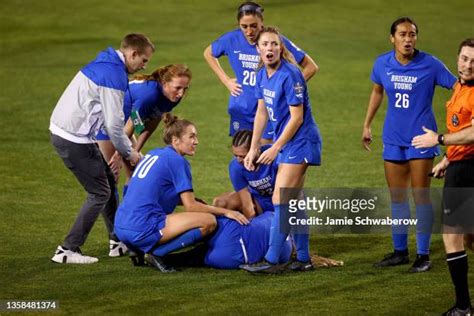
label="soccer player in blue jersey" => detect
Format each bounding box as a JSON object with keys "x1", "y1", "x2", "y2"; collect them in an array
[
  {"x1": 213, "y1": 130, "x2": 277, "y2": 219},
  {"x1": 98, "y1": 64, "x2": 192, "y2": 193},
  {"x1": 241, "y1": 26, "x2": 322, "y2": 273},
  {"x1": 203, "y1": 2, "x2": 318, "y2": 142},
  {"x1": 361, "y1": 17, "x2": 457, "y2": 272},
  {"x1": 114, "y1": 114, "x2": 249, "y2": 272},
  {"x1": 95, "y1": 64, "x2": 191, "y2": 256},
  {"x1": 163, "y1": 212, "x2": 292, "y2": 270}
]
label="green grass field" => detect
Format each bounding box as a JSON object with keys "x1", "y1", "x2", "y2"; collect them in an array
[{"x1": 1, "y1": 0, "x2": 473, "y2": 314}]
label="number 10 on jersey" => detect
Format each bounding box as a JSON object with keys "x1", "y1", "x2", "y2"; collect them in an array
[{"x1": 132, "y1": 154, "x2": 159, "y2": 179}]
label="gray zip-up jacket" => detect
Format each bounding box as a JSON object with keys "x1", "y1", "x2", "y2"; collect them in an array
[{"x1": 50, "y1": 47, "x2": 132, "y2": 159}]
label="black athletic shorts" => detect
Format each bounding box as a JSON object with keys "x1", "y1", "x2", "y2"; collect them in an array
[{"x1": 442, "y1": 159, "x2": 474, "y2": 231}]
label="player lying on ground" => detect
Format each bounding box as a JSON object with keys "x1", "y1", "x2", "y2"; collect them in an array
[{"x1": 136, "y1": 212, "x2": 343, "y2": 271}]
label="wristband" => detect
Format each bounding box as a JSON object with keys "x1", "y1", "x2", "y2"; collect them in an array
[
  {"x1": 437, "y1": 134, "x2": 445, "y2": 145},
  {"x1": 130, "y1": 109, "x2": 145, "y2": 135}
]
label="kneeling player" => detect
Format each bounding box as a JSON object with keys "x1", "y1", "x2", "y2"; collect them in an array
[
  {"x1": 213, "y1": 130, "x2": 277, "y2": 219},
  {"x1": 114, "y1": 114, "x2": 248, "y2": 272}
]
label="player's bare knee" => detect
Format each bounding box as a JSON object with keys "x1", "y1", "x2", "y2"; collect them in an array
[
  {"x1": 201, "y1": 214, "x2": 217, "y2": 235},
  {"x1": 412, "y1": 189, "x2": 431, "y2": 205}
]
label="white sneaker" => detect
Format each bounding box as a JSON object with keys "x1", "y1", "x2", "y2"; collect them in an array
[
  {"x1": 109, "y1": 240, "x2": 128, "y2": 257},
  {"x1": 51, "y1": 246, "x2": 98, "y2": 264}
]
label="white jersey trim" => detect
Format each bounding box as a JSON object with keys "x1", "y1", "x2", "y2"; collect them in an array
[{"x1": 239, "y1": 237, "x2": 249, "y2": 264}]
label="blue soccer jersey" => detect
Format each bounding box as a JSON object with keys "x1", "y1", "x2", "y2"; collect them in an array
[
  {"x1": 125, "y1": 80, "x2": 179, "y2": 123},
  {"x1": 96, "y1": 80, "x2": 179, "y2": 140},
  {"x1": 229, "y1": 144, "x2": 277, "y2": 211},
  {"x1": 211, "y1": 29, "x2": 306, "y2": 124},
  {"x1": 204, "y1": 212, "x2": 291, "y2": 269},
  {"x1": 255, "y1": 59, "x2": 321, "y2": 143},
  {"x1": 371, "y1": 50, "x2": 456, "y2": 146},
  {"x1": 115, "y1": 146, "x2": 193, "y2": 232}
]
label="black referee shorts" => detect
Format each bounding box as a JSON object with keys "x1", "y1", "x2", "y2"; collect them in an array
[{"x1": 442, "y1": 159, "x2": 474, "y2": 232}]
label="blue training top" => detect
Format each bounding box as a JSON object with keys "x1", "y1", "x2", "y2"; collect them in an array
[
  {"x1": 115, "y1": 146, "x2": 193, "y2": 232},
  {"x1": 371, "y1": 50, "x2": 456, "y2": 146},
  {"x1": 255, "y1": 59, "x2": 321, "y2": 144},
  {"x1": 81, "y1": 47, "x2": 128, "y2": 92},
  {"x1": 211, "y1": 29, "x2": 306, "y2": 124}
]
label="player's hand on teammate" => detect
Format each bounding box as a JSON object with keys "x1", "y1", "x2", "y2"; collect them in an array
[
  {"x1": 226, "y1": 78, "x2": 242, "y2": 96},
  {"x1": 411, "y1": 126, "x2": 438, "y2": 149},
  {"x1": 224, "y1": 210, "x2": 250, "y2": 225},
  {"x1": 244, "y1": 147, "x2": 259, "y2": 171},
  {"x1": 256, "y1": 145, "x2": 278, "y2": 165},
  {"x1": 361, "y1": 126, "x2": 373, "y2": 151}
]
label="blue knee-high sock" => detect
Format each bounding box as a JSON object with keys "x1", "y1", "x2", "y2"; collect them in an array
[
  {"x1": 265, "y1": 204, "x2": 289, "y2": 264},
  {"x1": 292, "y1": 207, "x2": 310, "y2": 262},
  {"x1": 278, "y1": 238, "x2": 293, "y2": 264},
  {"x1": 293, "y1": 233, "x2": 310, "y2": 262},
  {"x1": 152, "y1": 228, "x2": 202, "y2": 257},
  {"x1": 415, "y1": 204, "x2": 433, "y2": 255},
  {"x1": 391, "y1": 201, "x2": 410, "y2": 252}
]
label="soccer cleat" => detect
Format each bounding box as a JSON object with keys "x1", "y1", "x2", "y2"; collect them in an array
[
  {"x1": 287, "y1": 260, "x2": 314, "y2": 272},
  {"x1": 129, "y1": 250, "x2": 145, "y2": 267},
  {"x1": 408, "y1": 255, "x2": 432, "y2": 273},
  {"x1": 144, "y1": 254, "x2": 175, "y2": 273},
  {"x1": 373, "y1": 252, "x2": 409, "y2": 267},
  {"x1": 442, "y1": 305, "x2": 472, "y2": 316},
  {"x1": 51, "y1": 246, "x2": 98, "y2": 264},
  {"x1": 240, "y1": 259, "x2": 286, "y2": 274},
  {"x1": 109, "y1": 240, "x2": 128, "y2": 257}
]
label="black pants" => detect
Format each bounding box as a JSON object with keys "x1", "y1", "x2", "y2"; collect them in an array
[{"x1": 51, "y1": 134, "x2": 118, "y2": 250}]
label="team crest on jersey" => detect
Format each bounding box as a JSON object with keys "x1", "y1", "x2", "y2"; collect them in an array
[
  {"x1": 233, "y1": 121, "x2": 240, "y2": 131},
  {"x1": 294, "y1": 82, "x2": 304, "y2": 97},
  {"x1": 451, "y1": 114, "x2": 459, "y2": 127}
]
